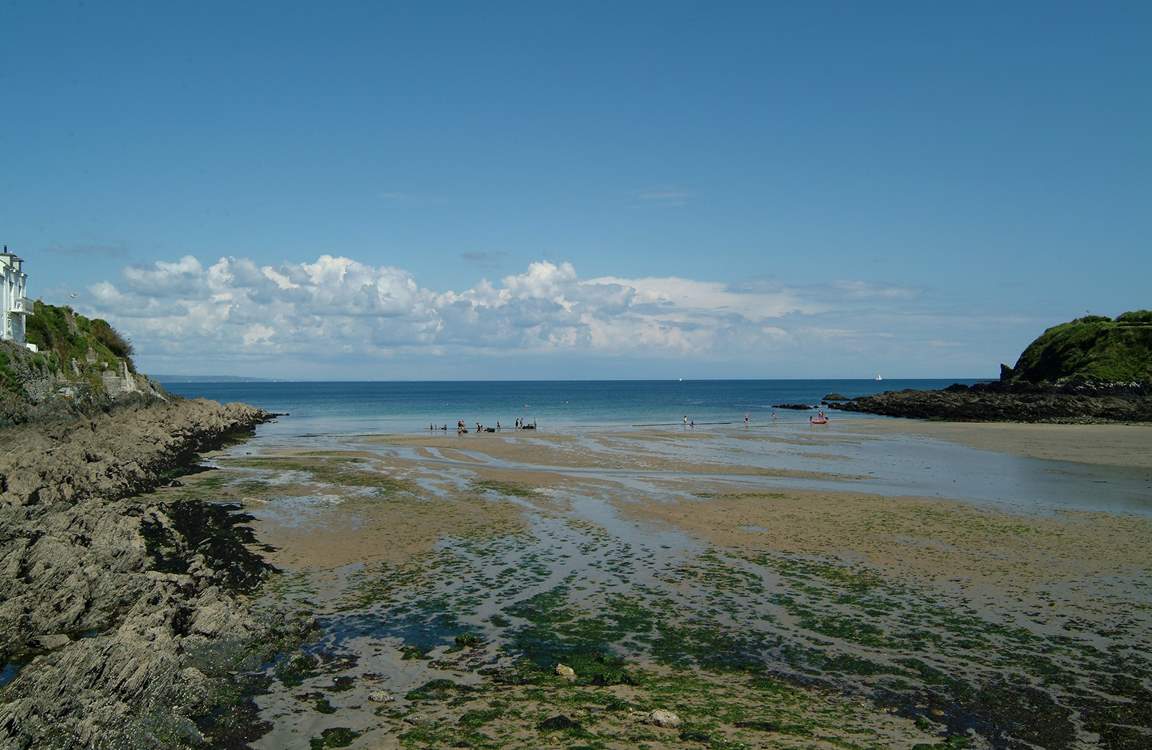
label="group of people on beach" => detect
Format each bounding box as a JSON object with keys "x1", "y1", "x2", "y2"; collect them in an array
[
  {"x1": 430, "y1": 419, "x2": 537, "y2": 435},
  {"x1": 680, "y1": 411, "x2": 782, "y2": 429},
  {"x1": 430, "y1": 408, "x2": 816, "y2": 434},
  {"x1": 672, "y1": 408, "x2": 803, "y2": 429}
]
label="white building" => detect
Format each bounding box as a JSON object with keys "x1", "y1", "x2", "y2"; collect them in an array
[{"x1": 1, "y1": 246, "x2": 35, "y2": 350}]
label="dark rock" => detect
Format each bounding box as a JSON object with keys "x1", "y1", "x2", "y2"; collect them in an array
[
  {"x1": 822, "y1": 393, "x2": 850, "y2": 402},
  {"x1": 734, "y1": 719, "x2": 780, "y2": 731},
  {"x1": 538, "y1": 714, "x2": 581, "y2": 731},
  {"x1": 829, "y1": 383, "x2": 1152, "y2": 423},
  {"x1": 310, "y1": 727, "x2": 361, "y2": 748},
  {"x1": 680, "y1": 728, "x2": 713, "y2": 742},
  {"x1": 773, "y1": 403, "x2": 815, "y2": 410}
]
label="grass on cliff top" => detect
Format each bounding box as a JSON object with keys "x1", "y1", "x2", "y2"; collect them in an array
[{"x1": 1011, "y1": 310, "x2": 1152, "y2": 383}]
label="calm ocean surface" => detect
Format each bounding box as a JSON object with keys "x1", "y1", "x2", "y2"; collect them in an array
[{"x1": 161, "y1": 379, "x2": 981, "y2": 435}]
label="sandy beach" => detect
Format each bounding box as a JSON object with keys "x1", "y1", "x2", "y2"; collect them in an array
[{"x1": 835, "y1": 418, "x2": 1152, "y2": 468}]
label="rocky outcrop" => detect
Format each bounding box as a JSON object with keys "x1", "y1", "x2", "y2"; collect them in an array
[
  {"x1": 0, "y1": 399, "x2": 284, "y2": 749},
  {"x1": 832, "y1": 312, "x2": 1152, "y2": 423},
  {"x1": 773, "y1": 403, "x2": 815, "y2": 410},
  {"x1": 0, "y1": 340, "x2": 166, "y2": 426},
  {"x1": 830, "y1": 380, "x2": 1152, "y2": 423}
]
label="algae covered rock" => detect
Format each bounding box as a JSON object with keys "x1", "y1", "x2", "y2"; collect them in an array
[{"x1": 1007, "y1": 310, "x2": 1152, "y2": 384}]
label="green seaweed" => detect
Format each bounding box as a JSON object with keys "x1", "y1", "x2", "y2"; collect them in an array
[
  {"x1": 472, "y1": 479, "x2": 542, "y2": 499},
  {"x1": 309, "y1": 727, "x2": 361, "y2": 749},
  {"x1": 405, "y1": 679, "x2": 471, "y2": 702}
]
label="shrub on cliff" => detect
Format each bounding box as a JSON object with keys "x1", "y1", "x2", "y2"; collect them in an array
[
  {"x1": 1008, "y1": 310, "x2": 1152, "y2": 384},
  {"x1": 2, "y1": 301, "x2": 156, "y2": 424},
  {"x1": 26, "y1": 300, "x2": 137, "y2": 373},
  {"x1": 90, "y1": 317, "x2": 135, "y2": 361},
  {"x1": 1116, "y1": 310, "x2": 1152, "y2": 324}
]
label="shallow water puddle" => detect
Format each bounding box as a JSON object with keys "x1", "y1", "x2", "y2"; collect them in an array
[{"x1": 0, "y1": 662, "x2": 22, "y2": 689}]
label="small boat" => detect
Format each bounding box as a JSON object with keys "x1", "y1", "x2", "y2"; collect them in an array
[
  {"x1": 809, "y1": 415, "x2": 829, "y2": 425},
  {"x1": 875, "y1": 374, "x2": 883, "y2": 381}
]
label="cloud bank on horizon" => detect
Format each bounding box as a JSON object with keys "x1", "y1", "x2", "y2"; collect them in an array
[{"x1": 83, "y1": 253, "x2": 1006, "y2": 378}]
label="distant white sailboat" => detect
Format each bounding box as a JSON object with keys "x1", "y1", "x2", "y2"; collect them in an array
[{"x1": 875, "y1": 374, "x2": 883, "y2": 381}]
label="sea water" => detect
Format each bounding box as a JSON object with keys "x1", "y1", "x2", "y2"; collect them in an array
[{"x1": 160, "y1": 378, "x2": 976, "y2": 436}]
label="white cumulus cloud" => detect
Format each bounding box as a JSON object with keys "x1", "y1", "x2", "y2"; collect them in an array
[{"x1": 80, "y1": 253, "x2": 953, "y2": 374}]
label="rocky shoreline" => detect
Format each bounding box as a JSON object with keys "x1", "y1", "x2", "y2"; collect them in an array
[
  {"x1": 830, "y1": 380, "x2": 1152, "y2": 423},
  {"x1": 0, "y1": 398, "x2": 295, "y2": 749}
]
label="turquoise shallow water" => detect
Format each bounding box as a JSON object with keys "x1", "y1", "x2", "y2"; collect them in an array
[{"x1": 161, "y1": 378, "x2": 978, "y2": 435}]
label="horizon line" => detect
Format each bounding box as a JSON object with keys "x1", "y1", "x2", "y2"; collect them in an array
[{"x1": 152, "y1": 376, "x2": 992, "y2": 383}]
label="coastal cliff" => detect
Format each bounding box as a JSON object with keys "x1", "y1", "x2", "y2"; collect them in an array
[
  {"x1": 1, "y1": 301, "x2": 167, "y2": 426},
  {"x1": 833, "y1": 311, "x2": 1152, "y2": 423},
  {"x1": 0, "y1": 306, "x2": 294, "y2": 748}
]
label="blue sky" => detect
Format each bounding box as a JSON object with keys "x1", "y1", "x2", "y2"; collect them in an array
[{"x1": 2, "y1": 1, "x2": 1149, "y2": 378}]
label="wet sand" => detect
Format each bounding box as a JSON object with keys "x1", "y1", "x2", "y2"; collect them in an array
[
  {"x1": 366, "y1": 431, "x2": 860, "y2": 481},
  {"x1": 838, "y1": 418, "x2": 1152, "y2": 468},
  {"x1": 621, "y1": 486, "x2": 1152, "y2": 631},
  {"x1": 187, "y1": 422, "x2": 1152, "y2": 749}
]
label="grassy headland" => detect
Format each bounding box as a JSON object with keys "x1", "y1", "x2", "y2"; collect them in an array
[
  {"x1": 834, "y1": 310, "x2": 1152, "y2": 422},
  {"x1": 1005, "y1": 310, "x2": 1152, "y2": 384}
]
